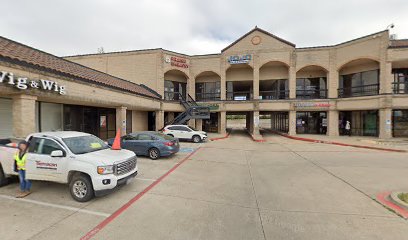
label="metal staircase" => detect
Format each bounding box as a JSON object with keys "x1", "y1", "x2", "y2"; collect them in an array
[{"x1": 165, "y1": 93, "x2": 210, "y2": 126}]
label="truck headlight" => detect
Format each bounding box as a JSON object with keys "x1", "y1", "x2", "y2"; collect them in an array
[{"x1": 97, "y1": 165, "x2": 114, "y2": 175}]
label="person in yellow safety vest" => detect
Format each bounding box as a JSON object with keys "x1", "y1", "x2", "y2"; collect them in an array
[{"x1": 15, "y1": 140, "x2": 32, "y2": 198}]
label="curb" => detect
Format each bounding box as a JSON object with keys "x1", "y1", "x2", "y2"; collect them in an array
[
  {"x1": 389, "y1": 192, "x2": 408, "y2": 211},
  {"x1": 246, "y1": 130, "x2": 266, "y2": 142},
  {"x1": 266, "y1": 130, "x2": 406, "y2": 153},
  {"x1": 209, "y1": 132, "x2": 230, "y2": 141},
  {"x1": 81, "y1": 148, "x2": 202, "y2": 239},
  {"x1": 376, "y1": 191, "x2": 408, "y2": 219}
]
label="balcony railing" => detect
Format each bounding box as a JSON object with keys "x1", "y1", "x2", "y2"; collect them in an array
[
  {"x1": 195, "y1": 92, "x2": 221, "y2": 101},
  {"x1": 338, "y1": 84, "x2": 379, "y2": 98},
  {"x1": 259, "y1": 90, "x2": 289, "y2": 100},
  {"x1": 226, "y1": 91, "x2": 253, "y2": 101},
  {"x1": 296, "y1": 89, "x2": 327, "y2": 99},
  {"x1": 392, "y1": 82, "x2": 408, "y2": 94},
  {"x1": 164, "y1": 91, "x2": 185, "y2": 101}
]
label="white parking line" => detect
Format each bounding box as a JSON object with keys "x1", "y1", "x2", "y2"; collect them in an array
[
  {"x1": 0, "y1": 194, "x2": 110, "y2": 217},
  {"x1": 135, "y1": 177, "x2": 157, "y2": 182}
]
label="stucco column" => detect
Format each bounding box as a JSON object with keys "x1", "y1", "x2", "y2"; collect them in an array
[
  {"x1": 166, "y1": 112, "x2": 175, "y2": 124},
  {"x1": 250, "y1": 111, "x2": 260, "y2": 135},
  {"x1": 380, "y1": 62, "x2": 393, "y2": 94},
  {"x1": 221, "y1": 61, "x2": 227, "y2": 100},
  {"x1": 155, "y1": 110, "x2": 164, "y2": 131},
  {"x1": 116, "y1": 106, "x2": 127, "y2": 136},
  {"x1": 195, "y1": 119, "x2": 203, "y2": 131},
  {"x1": 253, "y1": 55, "x2": 260, "y2": 100},
  {"x1": 379, "y1": 108, "x2": 392, "y2": 139},
  {"x1": 12, "y1": 94, "x2": 37, "y2": 138},
  {"x1": 288, "y1": 110, "x2": 296, "y2": 136},
  {"x1": 188, "y1": 77, "x2": 195, "y2": 99},
  {"x1": 188, "y1": 119, "x2": 196, "y2": 128},
  {"x1": 289, "y1": 66, "x2": 296, "y2": 99},
  {"x1": 218, "y1": 111, "x2": 226, "y2": 134},
  {"x1": 328, "y1": 49, "x2": 338, "y2": 98},
  {"x1": 327, "y1": 110, "x2": 339, "y2": 136},
  {"x1": 328, "y1": 70, "x2": 339, "y2": 98}
]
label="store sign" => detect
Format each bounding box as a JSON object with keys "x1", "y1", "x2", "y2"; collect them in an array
[
  {"x1": 294, "y1": 102, "x2": 331, "y2": 108},
  {"x1": 227, "y1": 54, "x2": 252, "y2": 64},
  {"x1": 0, "y1": 71, "x2": 66, "y2": 95},
  {"x1": 165, "y1": 56, "x2": 189, "y2": 68}
]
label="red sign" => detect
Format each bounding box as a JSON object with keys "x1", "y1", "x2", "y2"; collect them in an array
[{"x1": 166, "y1": 56, "x2": 189, "y2": 68}]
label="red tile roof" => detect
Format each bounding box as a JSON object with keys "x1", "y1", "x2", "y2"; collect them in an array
[{"x1": 0, "y1": 36, "x2": 160, "y2": 99}]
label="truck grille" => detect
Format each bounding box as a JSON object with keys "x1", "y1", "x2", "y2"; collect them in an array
[{"x1": 115, "y1": 157, "x2": 137, "y2": 176}]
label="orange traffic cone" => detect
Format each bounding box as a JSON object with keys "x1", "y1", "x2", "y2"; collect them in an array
[{"x1": 111, "y1": 128, "x2": 121, "y2": 150}]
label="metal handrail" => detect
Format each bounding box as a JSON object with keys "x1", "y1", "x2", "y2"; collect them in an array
[
  {"x1": 259, "y1": 90, "x2": 290, "y2": 100},
  {"x1": 338, "y1": 84, "x2": 379, "y2": 98},
  {"x1": 296, "y1": 89, "x2": 327, "y2": 99},
  {"x1": 392, "y1": 82, "x2": 408, "y2": 94}
]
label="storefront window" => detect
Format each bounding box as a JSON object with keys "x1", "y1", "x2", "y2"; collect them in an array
[
  {"x1": 296, "y1": 111, "x2": 327, "y2": 134},
  {"x1": 202, "y1": 112, "x2": 219, "y2": 133},
  {"x1": 63, "y1": 105, "x2": 116, "y2": 140},
  {"x1": 393, "y1": 110, "x2": 408, "y2": 137},
  {"x1": 195, "y1": 82, "x2": 220, "y2": 101},
  {"x1": 339, "y1": 70, "x2": 379, "y2": 97},
  {"x1": 392, "y1": 69, "x2": 408, "y2": 94},
  {"x1": 164, "y1": 80, "x2": 187, "y2": 100},
  {"x1": 296, "y1": 78, "x2": 327, "y2": 99},
  {"x1": 39, "y1": 102, "x2": 63, "y2": 132},
  {"x1": 339, "y1": 110, "x2": 378, "y2": 136}
]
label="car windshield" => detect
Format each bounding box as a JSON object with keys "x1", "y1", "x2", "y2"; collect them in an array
[
  {"x1": 63, "y1": 135, "x2": 109, "y2": 154},
  {"x1": 152, "y1": 132, "x2": 174, "y2": 140}
]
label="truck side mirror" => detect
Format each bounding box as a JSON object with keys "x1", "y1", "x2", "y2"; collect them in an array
[{"x1": 50, "y1": 150, "x2": 64, "y2": 157}]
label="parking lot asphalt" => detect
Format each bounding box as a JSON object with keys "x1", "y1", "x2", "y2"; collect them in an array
[{"x1": 1, "y1": 129, "x2": 408, "y2": 240}]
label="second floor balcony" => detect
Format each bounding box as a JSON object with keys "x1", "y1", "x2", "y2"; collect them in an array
[
  {"x1": 338, "y1": 84, "x2": 379, "y2": 98},
  {"x1": 259, "y1": 90, "x2": 289, "y2": 100}
]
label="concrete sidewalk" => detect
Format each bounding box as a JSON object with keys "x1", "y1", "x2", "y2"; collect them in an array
[
  {"x1": 287, "y1": 134, "x2": 408, "y2": 151},
  {"x1": 88, "y1": 130, "x2": 408, "y2": 240}
]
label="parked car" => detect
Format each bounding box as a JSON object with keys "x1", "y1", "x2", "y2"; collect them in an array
[
  {"x1": 108, "y1": 132, "x2": 179, "y2": 160},
  {"x1": 0, "y1": 131, "x2": 137, "y2": 202},
  {"x1": 162, "y1": 125, "x2": 207, "y2": 143}
]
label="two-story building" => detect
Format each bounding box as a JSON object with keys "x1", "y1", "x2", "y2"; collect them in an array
[
  {"x1": 65, "y1": 27, "x2": 408, "y2": 139},
  {"x1": 1, "y1": 27, "x2": 408, "y2": 139}
]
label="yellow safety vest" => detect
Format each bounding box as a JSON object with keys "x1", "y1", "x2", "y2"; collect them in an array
[{"x1": 14, "y1": 152, "x2": 27, "y2": 170}]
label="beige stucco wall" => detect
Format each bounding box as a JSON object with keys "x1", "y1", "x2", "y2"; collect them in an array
[
  {"x1": 132, "y1": 111, "x2": 148, "y2": 132},
  {"x1": 66, "y1": 51, "x2": 160, "y2": 92}
]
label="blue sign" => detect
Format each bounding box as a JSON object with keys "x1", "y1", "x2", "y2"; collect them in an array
[{"x1": 227, "y1": 54, "x2": 252, "y2": 64}]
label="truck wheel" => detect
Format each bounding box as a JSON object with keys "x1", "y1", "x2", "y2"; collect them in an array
[
  {"x1": 192, "y1": 135, "x2": 201, "y2": 143},
  {"x1": 0, "y1": 165, "x2": 8, "y2": 187},
  {"x1": 69, "y1": 174, "x2": 94, "y2": 202},
  {"x1": 148, "y1": 148, "x2": 160, "y2": 160}
]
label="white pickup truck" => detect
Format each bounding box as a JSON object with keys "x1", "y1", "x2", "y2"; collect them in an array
[{"x1": 0, "y1": 131, "x2": 138, "y2": 202}]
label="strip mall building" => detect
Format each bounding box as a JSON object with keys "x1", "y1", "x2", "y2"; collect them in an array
[{"x1": 1, "y1": 27, "x2": 408, "y2": 139}]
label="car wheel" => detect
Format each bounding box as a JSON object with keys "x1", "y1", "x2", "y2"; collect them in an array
[
  {"x1": 148, "y1": 148, "x2": 160, "y2": 160},
  {"x1": 69, "y1": 174, "x2": 94, "y2": 202},
  {"x1": 0, "y1": 165, "x2": 8, "y2": 187},
  {"x1": 192, "y1": 135, "x2": 201, "y2": 143}
]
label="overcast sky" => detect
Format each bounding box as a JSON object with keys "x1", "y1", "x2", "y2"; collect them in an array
[{"x1": 1, "y1": 0, "x2": 407, "y2": 56}]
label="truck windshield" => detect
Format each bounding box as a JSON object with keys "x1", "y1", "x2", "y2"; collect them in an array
[{"x1": 62, "y1": 135, "x2": 109, "y2": 154}]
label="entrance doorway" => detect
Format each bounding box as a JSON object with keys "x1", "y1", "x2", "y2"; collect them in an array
[
  {"x1": 296, "y1": 111, "x2": 327, "y2": 134},
  {"x1": 63, "y1": 105, "x2": 116, "y2": 140},
  {"x1": 203, "y1": 113, "x2": 219, "y2": 133}
]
